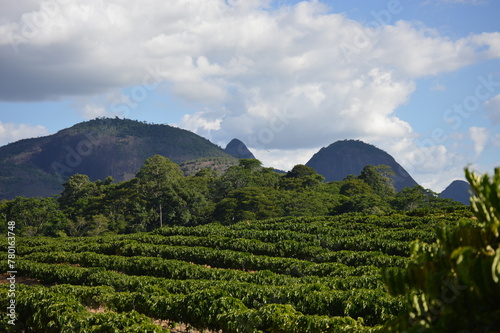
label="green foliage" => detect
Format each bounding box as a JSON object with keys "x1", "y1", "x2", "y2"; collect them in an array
[
  {"x1": 0, "y1": 212, "x2": 473, "y2": 332},
  {"x1": 214, "y1": 187, "x2": 282, "y2": 224},
  {"x1": 280, "y1": 164, "x2": 325, "y2": 190},
  {"x1": 467, "y1": 168, "x2": 500, "y2": 236},
  {"x1": 340, "y1": 176, "x2": 375, "y2": 197},
  {"x1": 59, "y1": 174, "x2": 97, "y2": 210},
  {"x1": 214, "y1": 159, "x2": 281, "y2": 199},
  {"x1": 359, "y1": 165, "x2": 396, "y2": 197},
  {"x1": 2, "y1": 196, "x2": 67, "y2": 236},
  {"x1": 2, "y1": 158, "x2": 465, "y2": 236},
  {"x1": 391, "y1": 185, "x2": 459, "y2": 212},
  {"x1": 239, "y1": 158, "x2": 263, "y2": 170},
  {"x1": 382, "y1": 167, "x2": 500, "y2": 332},
  {"x1": 0, "y1": 285, "x2": 167, "y2": 332},
  {"x1": 338, "y1": 193, "x2": 391, "y2": 215},
  {"x1": 135, "y1": 155, "x2": 187, "y2": 227},
  {"x1": 280, "y1": 190, "x2": 345, "y2": 217}
]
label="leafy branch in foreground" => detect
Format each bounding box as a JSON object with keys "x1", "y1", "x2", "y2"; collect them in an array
[{"x1": 382, "y1": 167, "x2": 500, "y2": 332}]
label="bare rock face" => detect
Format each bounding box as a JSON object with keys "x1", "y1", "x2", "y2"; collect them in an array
[
  {"x1": 439, "y1": 180, "x2": 471, "y2": 205},
  {"x1": 224, "y1": 138, "x2": 255, "y2": 159},
  {"x1": 306, "y1": 140, "x2": 418, "y2": 191}
]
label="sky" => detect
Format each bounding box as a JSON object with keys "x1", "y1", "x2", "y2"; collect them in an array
[{"x1": 0, "y1": 0, "x2": 499, "y2": 192}]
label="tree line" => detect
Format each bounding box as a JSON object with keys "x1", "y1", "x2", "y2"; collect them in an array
[{"x1": 0, "y1": 155, "x2": 462, "y2": 237}]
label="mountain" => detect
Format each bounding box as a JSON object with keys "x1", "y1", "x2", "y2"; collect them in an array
[
  {"x1": 0, "y1": 118, "x2": 233, "y2": 200},
  {"x1": 224, "y1": 138, "x2": 255, "y2": 159},
  {"x1": 305, "y1": 140, "x2": 418, "y2": 191},
  {"x1": 439, "y1": 180, "x2": 471, "y2": 205}
]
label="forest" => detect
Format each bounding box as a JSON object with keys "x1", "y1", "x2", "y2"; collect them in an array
[
  {"x1": 1, "y1": 157, "x2": 500, "y2": 332},
  {"x1": 0, "y1": 155, "x2": 461, "y2": 237}
]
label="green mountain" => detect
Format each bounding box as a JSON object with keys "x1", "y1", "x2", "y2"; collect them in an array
[
  {"x1": 0, "y1": 118, "x2": 233, "y2": 200},
  {"x1": 305, "y1": 139, "x2": 419, "y2": 191}
]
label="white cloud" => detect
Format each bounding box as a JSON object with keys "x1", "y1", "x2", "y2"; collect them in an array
[
  {"x1": 0, "y1": 121, "x2": 49, "y2": 146},
  {"x1": 179, "y1": 109, "x2": 223, "y2": 141},
  {"x1": 469, "y1": 126, "x2": 489, "y2": 157},
  {"x1": 381, "y1": 137, "x2": 465, "y2": 192},
  {"x1": 484, "y1": 94, "x2": 500, "y2": 124},
  {"x1": 249, "y1": 147, "x2": 320, "y2": 172},
  {"x1": 80, "y1": 103, "x2": 109, "y2": 120},
  {"x1": 371, "y1": 22, "x2": 500, "y2": 77},
  {"x1": 1, "y1": 0, "x2": 500, "y2": 189}
]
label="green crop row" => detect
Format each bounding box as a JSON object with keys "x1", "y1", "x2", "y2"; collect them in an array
[
  {"x1": 0, "y1": 260, "x2": 403, "y2": 326},
  {"x1": 0, "y1": 286, "x2": 167, "y2": 333},
  {"x1": 20, "y1": 250, "x2": 381, "y2": 283}
]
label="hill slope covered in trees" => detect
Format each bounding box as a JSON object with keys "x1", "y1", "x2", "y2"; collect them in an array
[{"x1": 0, "y1": 118, "x2": 233, "y2": 199}]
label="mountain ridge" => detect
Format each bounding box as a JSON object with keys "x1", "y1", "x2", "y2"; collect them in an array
[
  {"x1": 0, "y1": 118, "x2": 234, "y2": 199},
  {"x1": 1, "y1": 120, "x2": 429, "y2": 200}
]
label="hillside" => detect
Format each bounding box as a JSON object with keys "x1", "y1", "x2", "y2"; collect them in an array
[
  {"x1": 0, "y1": 118, "x2": 233, "y2": 200},
  {"x1": 306, "y1": 140, "x2": 418, "y2": 191},
  {"x1": 439, "y1": 180, "x2": 471, "y2": 205},
  {"x1": 179, "y1": 156, "x2": 239, "y2": 176}
]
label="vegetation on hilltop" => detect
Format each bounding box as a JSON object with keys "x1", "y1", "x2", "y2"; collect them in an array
[
  {"x1": 2, "y1": 158, "x2": 498, "y2": 332},
  {"x1": 0, "y1": 155, "x2": 463, "y2": 237},
  {"x1": 0, "y1": 118, "x2": 234, "y2": 199}
]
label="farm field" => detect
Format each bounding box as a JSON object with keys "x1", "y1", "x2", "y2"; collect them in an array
[{"x1": 0, "y1": 211, "x2": 467, "y2": 332}]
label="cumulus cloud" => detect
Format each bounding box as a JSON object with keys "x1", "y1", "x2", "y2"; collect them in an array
[
  {"x1": 377, "y1": 136, "x2": 467, "y2": 192},
  {"x1": 79, "y1": 103, "x2": 109, "y2": 120},
  {"x1": 0, "y1": 121, "x2": 49, "y2": 146},
  {"x1": 179, "y1": 109, "x2": 223, "y2": 141},
  {"x1": 469, "y1": 126, "x2": 489, "y2": 157},
  {"x1": 1, "y1": 0, "x2": 500, "y2": 189},
  {"x1": 249, "y1": 146, "x2": 320, "y2": 172},
  {"x1": 372, "y1": 22, "x2": 500, "y2": 77},
  {"x1": 484, "y1": 94, "x2": 500, "y2": 124}
]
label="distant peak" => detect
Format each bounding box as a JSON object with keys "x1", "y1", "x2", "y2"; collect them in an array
[
  {"x1": 306, "y1": 139, "x2": 418, "y2": 191},
  {"x1": 440, "y1": 180, "x2": 471, "y2": 205},
  {"x1": 225, "y1": 138, "x2": 255, "y2": 159}
]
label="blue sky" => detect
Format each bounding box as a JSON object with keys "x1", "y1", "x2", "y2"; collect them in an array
[{"x1": 0, "y1": 0, "x2": 499, "y2": 191}]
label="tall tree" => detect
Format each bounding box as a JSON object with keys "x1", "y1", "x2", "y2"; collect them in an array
[
  {"x1": 359, "y1": 164, "x2": 396, "y2": 197},
  {"x1": 214, "y1": 159, "x2": 280, "y2": 200},
  {"x1": 7, "y1": 197, "x2": 67, "y2": 236},
  {"x1": 58, "y1": 174, "x2": 99, "y2": 220},
  {"x1": 135, "y1": 155, "x2": 184, "y2": 228},
  {"x1": 280, "y1": 164, "x2": 325, "y2": 190},
  {"x1": 339, "y1": 176, "x2": 374, "y2": 197},
  {"x1": 59, "y1": 174, "x2": 96, "y2": 207},
  {"x1": 214, "y1": 187, "x2": 281, "y2": 224}
]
